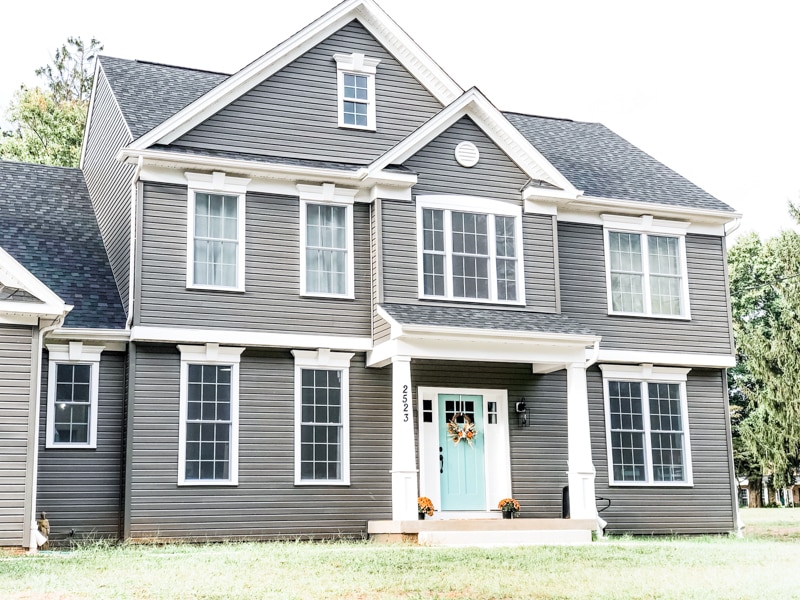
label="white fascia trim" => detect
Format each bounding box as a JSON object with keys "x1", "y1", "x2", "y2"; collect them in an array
[
  {"x1": 130, "y1": 325, "x2": 372, "y2": 352},
  {"x1": 598, "y1": 363, "x2": 691, "y2": 382},
  {"x1": 45, "y1": 342, "x2": 105, "y2": 450},
  {"x1": 47, "y1": 328, "x2": 131, "y2": 342},
  {"x1": 374, "y1": 305, "x2": 404, "y2": 339},
  {"x1": 0, "y1": 246, "x2": 68, "y2": 311},
  {"x1": 596, "y1": 349, "x2": 735, "y2": 369},
  {"x1": 401, "y1": 324, "x2": 600, "y2": 346},
  {"x1": 0, "y1": 302, "x2": 71, "y2": 319},
  {"x1": 129, "y1": 0, "x2": 462, "y2": 150},
  {"x1": 367, "y1": 88, "x2": 577, "y2": 193}
]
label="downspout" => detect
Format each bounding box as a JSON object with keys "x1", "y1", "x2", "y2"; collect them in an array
[
  {"x1": 28, "y1": 313, "x2": 66, "y2": 553},
  {"x1": 126, "y1": 156, "x2": 144, "y2": 330}
]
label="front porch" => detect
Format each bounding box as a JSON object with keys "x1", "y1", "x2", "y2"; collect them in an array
[{"x1": 368, "y1": 517, "x2": 596, "y2": 546}]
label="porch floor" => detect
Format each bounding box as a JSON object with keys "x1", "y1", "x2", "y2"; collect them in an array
[{"x1": 368, "y1": 518, "x2": 596, "y2": 547}]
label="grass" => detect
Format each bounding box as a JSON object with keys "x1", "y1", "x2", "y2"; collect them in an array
[{"x1": 1, "y1": 508, "x2": 799, "y2": 599}]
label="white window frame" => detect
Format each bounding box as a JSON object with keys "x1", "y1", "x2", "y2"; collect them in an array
[
  {"x1": 298, "y1": 183, "x2": 357, "y2": 299},
  {"x1": 333, "y1": 53, "x2": 380, "y2": 131},
  {"x1": 177, "y1": 343, "x2": 244, "y2": 486},
  {"x1": 600, "y1": 364, "x2": 694, "y2": 487},
  {"x1": 46, "y1": 342, "x2": 104, "y2": 449},
  {"x1": 416, "y1": 195, "x2": 526, "y2": 305},
  {"x1": 602, "y1": 214, "x2": 691, "y2": 319},
  {"x1": 292, "y1": 349, "x2": 354, "y2": 486},
  {"x1": 185, "y1": 171, "x2": 251, "y2": 292}
]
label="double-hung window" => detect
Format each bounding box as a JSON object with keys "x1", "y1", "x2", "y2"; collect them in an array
[
  {"x1": 292, "y1": 350, "x2": 353, "y2": 485},
  {"x1": 418, "y1": 196, "x2": 524, "y2": 304},
  {"x1": 601, "y1": 365, "x2": 693, "y2": 486},
  {"x1": 178, "y1": 344, "x2": 244, "y2": 486},
  {"x1": 185, "y1": 172, "x2": 250, "y2": 292},
  {"x1": 603, "y1": 215, "x2": 690, "y2": 318},
  {"x1": 298, "y1": 184, "x2": 356, "y2": 298},
  {"x1": 46, "y1": 342, "x2": 103, "y2": 449},
  {"x1": 333, "y1": 53, "x2": 380, "y2": 130}
]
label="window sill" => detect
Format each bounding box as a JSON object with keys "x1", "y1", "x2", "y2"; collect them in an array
[
  {"x1": 300, "y1": 292, "x2": 355, "y2": 301},
  {"x1": 45, "y1": 442, "x2": 97, "y2": 450},
  {"x1": 607, "y1": 310, "x2": 691, "y2": 321},
  {"x1": 419, "y1": 295, "x2": 526, "y2": 307},
  {"x1": 608, "y1": 481, "x2": 693, "y2": 488},
  {"x1": 338, "y1": 123, "x2": 376, "y2": 132},
  {"x1": 294, "y1": 480, "x2": 351, "y2": 487},
  {"x1": 177, "y1": 480, "x2": 239, "y2": 487},
  {"x1": 187, "y1": 284, "x2": 246, "y2": 294}
]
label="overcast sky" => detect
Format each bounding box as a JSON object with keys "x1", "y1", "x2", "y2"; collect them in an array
[{"x1": 2, "y1": 0, "x2": 798, "y2": 240}]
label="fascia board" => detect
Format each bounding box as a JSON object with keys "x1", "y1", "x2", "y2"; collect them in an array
[
  {"x1": 367, "y1": 89, "x2": 577, "y2": 193},
  {"x1": 567, "y1": 195, "x2": 742, "y2": 225},
  {"x1": 0, "y1": 246, "x2": 67, "y2": 311},
  {"x1": 397, "y1": 323, "x2": 600, "y2": 347},
  {"x1": 0, "y1": 301, "x2": 71, "y2": 318},
  {"x1": 129, "y1": 0, "x2": 463, "y2": 150},
  {"x1": 48, "y1": 328, "x2": 131, "y2": 342}
]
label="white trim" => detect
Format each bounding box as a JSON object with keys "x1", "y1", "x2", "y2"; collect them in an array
[
  {"x1": 368, "y1": 88, "x2": 578, "y2": 193},
  {"x1": 602, "y1": 224, "x2": 691, "y2": 320},
  {"x1": 177, "y1": 344, "x2": 244, "y2": 486},
  {"x1": 0, "y1": 246, "x2": 68, "y2": 314},
  {"x1": 45, "y1": 342, "x2": 104, "y2": 449},
  {"x1": 47, "y1": 328, "x2": 131, "y2": 343},
  {"x1": 185, "y1": 171, "x2": 250, "y2": 292},
  {"x1": 130, "y1": 325, "x2": 372, "y2": 351},
  {"x1": 128, "y1": 0, "x2": 462, "y2": 149},
  {"x1": 334, "y1": 53, "x2": 380, "y2": 130},
  {"x1": 599, "y1": 363, "x2": 694, "y2": 487},
  {"x1": 298, "y1": 182, "x2": 357, "y2": 299},
  {"x1": 595, "y1": 349, "x2": 735, "y2": 369},
  {"x1": 416, "y1": 197, "x2": 526, "y2": 306},
  {"x1": 292, "y1": 349, "x2": 353, "y2": 486}
]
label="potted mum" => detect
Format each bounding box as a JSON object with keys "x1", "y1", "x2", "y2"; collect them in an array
[
  {"x1": 498, "y1": 498, "x2": 520, "y2": 519},
  {"x1": 418, "y1": 497, "x2": 434, "y2": 520}
]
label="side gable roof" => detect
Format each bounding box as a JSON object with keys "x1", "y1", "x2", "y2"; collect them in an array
[
  {"x1": 505, "y1": 112, "x2": 735, "y2": 213},
  {"x1": 0, "y1": 161, "x2": 126, "y2": 329},
  {"x1": 127, "y1": 0, "x2": 463, "y2": 149},
  {"x1": 100, "y1": 56, "x2": 228, "y2": 140}
]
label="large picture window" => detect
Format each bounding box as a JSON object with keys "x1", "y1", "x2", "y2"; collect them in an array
[
  {"x1": 603, "y1": 216, "x2": 690, "y2": 318},
  {"x1": 178, "y1": 344, "x2": 243, "y2": 486},
  {"x1": 601, "y1": 365, "x2": 693, "y2": 486},
  {"x1": 46, "y1": 343, "x2": 103, "y2": 449},
  {"x1": 292, "y1": 350, "x2": 353, "y2": 485},
  {"x1": 418, "y1": 196, "x2": 523, "y2": 305}
]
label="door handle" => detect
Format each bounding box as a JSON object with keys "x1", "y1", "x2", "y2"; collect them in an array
[{"x1": 439, "y1": 446, "x2": 444, "y2": 473}]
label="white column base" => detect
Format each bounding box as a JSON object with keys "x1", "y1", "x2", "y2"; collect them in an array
[
  {"x1": 567, "y1": 467, "x2": 598, "y2": 520},
  {"x1": 392, "y1": 470, "x2": 420, "y2": 521}
]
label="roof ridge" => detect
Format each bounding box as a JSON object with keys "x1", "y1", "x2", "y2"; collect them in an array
[
  {"x1": 100, "y1": 55, "x2": 231, "y2": 77},
  {"x1": 503, "y1": 110, "x2": 597, "y2": 125}
]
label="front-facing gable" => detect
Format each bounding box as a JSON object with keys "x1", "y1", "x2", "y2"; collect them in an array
[{"x1": 170, "y1": 19, "x2": 444, "y2": 165}]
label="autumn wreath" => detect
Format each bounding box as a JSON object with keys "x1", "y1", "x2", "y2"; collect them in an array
[{"x1": 447, "y1": 413, "x2": 478, "y2": 446}]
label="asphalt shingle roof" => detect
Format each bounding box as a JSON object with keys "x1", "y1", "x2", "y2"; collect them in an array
[
  {"x1": 381, "y1": 303, "x2": 593, "y2": 337},
  {"x1": 99, "y1": 56, "x2": 228, "y2": 140},
  {"x1": 504, "y1": 112, "x2": 734, "y2": 212},
  {"x1": 0, "y1": 161, "x2": 126, "y2": 329}
]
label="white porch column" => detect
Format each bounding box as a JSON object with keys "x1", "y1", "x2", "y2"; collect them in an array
[
  {"x1": 566, "y1": 362, "x2": 598, "y2": 520},
  {"x1": 391, "y1": 356, "x2": 418, "y2": 520}
]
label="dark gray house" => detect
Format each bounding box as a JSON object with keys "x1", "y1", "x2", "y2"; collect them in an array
[{"x1": 0, "y1": 0, "x2": 740, "y2": 549}]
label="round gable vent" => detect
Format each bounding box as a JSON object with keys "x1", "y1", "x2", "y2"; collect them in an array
[{"x1": 455, "y1": 141, "x2": 480, "y2": 168}]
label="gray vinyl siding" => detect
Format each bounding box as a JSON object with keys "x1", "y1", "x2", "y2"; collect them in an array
[
  {"x1": 127, "y1": 345, "x2": 391, "y2": 540},
  {"x1": 404, "y1": 116, "x2": 530, "y2": 201},
  {"x1": 37, "y1": 352, "x2": 125, "y2": 543},
  {"x1": 137, "y1": 183, "x2": 371, "y2": 336},
  {"x1": 82, "y1": 69, "x2": 134, "y2": 315},
  {"x1": 380, "y1": 202, "x2": 559, "y2": 312},
  {"x1": 172, "y1": 20, "x2": 442, "y2": 164},
  {"x1": 589, "y1": 367, "x2": 736, "y2": 534},
  {"x1": 411, "y1": 361, "x2": 568, "y2": 519},
  {"x1": 0, "y1": 326, "x2": 35, "y2": 546},
  {"x1": 558, "y1": 222, "x2": 733, "y2": 353}
]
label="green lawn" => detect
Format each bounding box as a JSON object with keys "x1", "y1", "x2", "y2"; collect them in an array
[{"x1": 2, "y1": 508, "x2": 799, "y2": 600}]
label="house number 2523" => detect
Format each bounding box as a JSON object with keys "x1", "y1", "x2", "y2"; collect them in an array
[{"x1": 402, "y1": 384, "x2": 409, "y2": 422}]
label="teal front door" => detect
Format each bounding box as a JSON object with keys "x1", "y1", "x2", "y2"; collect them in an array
[{"x1": 438, "y1": 394, "x2": 486, "y2": 510}]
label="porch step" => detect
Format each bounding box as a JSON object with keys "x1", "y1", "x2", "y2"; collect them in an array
[{"x1": 368, "y1": 518, "x2": 595, "y2": 547}]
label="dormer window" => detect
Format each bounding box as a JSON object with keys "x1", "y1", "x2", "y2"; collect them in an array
[{"x1": 333, "y1": 53, "x2": 380, "y2": 131}]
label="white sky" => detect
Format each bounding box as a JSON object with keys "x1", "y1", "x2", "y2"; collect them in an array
[{"x1": 2, "y1": 0, "x2": 798, "y2": 240}]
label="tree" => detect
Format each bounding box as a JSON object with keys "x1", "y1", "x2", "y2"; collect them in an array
[
  {"x1": 728, "y1": 206, "x2": 800, "y2": 497},
  {"x1": 0, "y1": 37, "x2": 102, "y2": 167}
]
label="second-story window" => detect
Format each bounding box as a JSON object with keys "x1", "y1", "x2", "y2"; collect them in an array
[
  {"x1": 333, "y1": 53, "x2": 380, "y2": 131},
  {"x1": 185, "y1": 172, "x2": 250, "y2": 292},
  {"x1": 418, "y1": 196, "x2": 524, "y2": 305}
]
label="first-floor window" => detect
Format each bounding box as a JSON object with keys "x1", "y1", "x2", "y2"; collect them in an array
[
  {"x1": 602, "y1": 365, "x2": 692, "y2": 486},
  {"x1": 178, "y1": 344, "x2": 243, "y2": 486},
  {"x1": 46, "y1": 343, "x2": 103, "y2": 449},
  {"x1": 292, "y1": 350, "x2": 353, "y2": 485}
]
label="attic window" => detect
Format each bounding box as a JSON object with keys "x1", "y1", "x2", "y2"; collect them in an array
[{"x1": 333, "y1": 53, "x2": 381, "y2": 131}]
